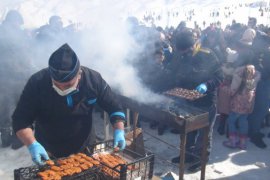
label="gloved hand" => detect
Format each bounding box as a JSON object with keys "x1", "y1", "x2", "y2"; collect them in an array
[
  {"x1": 28, "y1": 141, "x2": 49, "y2": 165},
  {"x1": 113, "y1": 129, "x2": 126, "y2": 150},
  {"x1": 196, "y1": 83, "x2": 207, "y2": 94}
]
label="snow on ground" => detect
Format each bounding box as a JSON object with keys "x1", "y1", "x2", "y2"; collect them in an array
[
  {"x1": 0, "y1": 144, "x2": 32, "y2": 179},
  {"x1": 141, "y1": 120, "x2": 270, "y2": 180},
  {"x1": 1, "y1": 112, "x2": 270, "y2": 180}
]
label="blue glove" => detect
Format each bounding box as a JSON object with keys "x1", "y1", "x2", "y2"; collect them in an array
[
  {"x1": 196, "y1": 83, "x2": 207, "y2": 94},
  {"x1": 113, "y1": 129, "x2": 126, "y2": 150},
  {"x1": 28, "y1": 141, "x2": 49, "y2": 165}
]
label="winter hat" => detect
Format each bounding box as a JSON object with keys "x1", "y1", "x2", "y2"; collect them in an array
[
  {"x1": 49, "y1": 43, "x2": 80, "y2": 82},
  {"x1": 239, "y1": 28, "x2": 256, "y2": 46},
  {"x1": 175, "y1": 30, "x2": 195, "y2": 50}
]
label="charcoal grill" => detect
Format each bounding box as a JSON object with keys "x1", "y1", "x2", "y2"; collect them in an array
[
  {"x1": 14, "y1": 165, "x2": 103, "y2": 180},
  {"x1": 92, "y1": 140, "x2": 154, "y2": 180},
  {"x1": 117, "y1": 94, "x2": 209, "y2": 180},
  {"x1": 14, "y1": 140, "x2": 153, "y2": 180}
]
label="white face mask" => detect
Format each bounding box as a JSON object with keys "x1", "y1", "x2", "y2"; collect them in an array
[{"x1": 52, "y1": 77, "x2": 79, "y2": 96}]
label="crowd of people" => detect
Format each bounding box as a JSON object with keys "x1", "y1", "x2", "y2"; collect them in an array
[
  {"x1": 126, "y1": 16, "x2": 270, "y2": 172},
  {"x1": 0, "y1": 9, "x2": 269, "y2": 173},
  {"x1": 0, "y1": 10, "x2": 79, "y2": 150}
]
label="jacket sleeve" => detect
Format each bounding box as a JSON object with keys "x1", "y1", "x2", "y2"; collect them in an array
[
  {"x1": 205, "y1": 51, "x2": 224, "y2": 92},
  {"x1": 254, "y1": 71, "x2": 261, "y2": 87},
  {"x1": 95, "y1": 73, "x2": 125, "y2": 125},
  {"x1": 230, "y1": 67, "x2": 244, "y2": 96},
  {"x1": 260, "y1": 51, "x2": 270, "y2": 80},
  {"x1": 12, "y1": 76, "x2": 38, "y2": 133}
]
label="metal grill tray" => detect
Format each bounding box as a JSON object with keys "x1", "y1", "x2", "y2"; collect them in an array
[
  {"x1": 164, "y1": 87, "x2": 205, "y2": 101},
  {"x1": 92, "y1": 140, "x2": 154, "y2": 180},
  {"x1": 14, "y1": 165, "x2": 101, "y2": 180},
  {"x1": 14, "y1": 140, "x2": 154, "y2": 180},
  {"x1": 155, "y1": 97, "x2": 207, "y2": 119}
]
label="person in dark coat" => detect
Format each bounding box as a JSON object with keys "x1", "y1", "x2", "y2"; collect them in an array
[
  {"x1": 35, "y1": 15, "x2": 64, "y2": 42},
  {"x1": 167, "y1": 29, "x2": 223, "y2": 172},
  {"x1": 248, "y1": 50, "x2": 270, "y2": 148},
  {"x1": 0, "y1": 10, "x2": 30, "y2": 149},
  {"x1": 12, "y1": 44, "x2": 126, "y2": 165}
]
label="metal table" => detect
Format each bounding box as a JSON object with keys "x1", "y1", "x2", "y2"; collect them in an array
[{"x1": 117, "y1": 95, "x2": 210, "y2": 180}]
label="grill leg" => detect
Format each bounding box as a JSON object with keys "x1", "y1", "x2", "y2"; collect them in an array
[
  {"x1": 103, "y1": 111, "x2": 110, "y2": 140},
  {"x1": 133, "y1": 112, "x2": 139, "y2": 150},
  {"x1": 200, "y1": 126, "x2": 210, "y2": 180},
  {"x1": 179, "y1": 133, "x2": 187, "y2": 180},
  {"x1": 126, "y1": 108, "x2": 131, "y2": 131}
]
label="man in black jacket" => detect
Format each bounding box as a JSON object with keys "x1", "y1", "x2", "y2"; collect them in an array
[
  {"x1": 0, "y1": 10, "x2": 28, "y2": 149},
  {"x1": 248, "y1": 50, "x2": 270, "y2": 148},
  {"x1": 168, "y1": 29, "x2": 223, "y2": 172},
  {"x1": 12, "y1": 44, "x2": 126, "y2": 165}
]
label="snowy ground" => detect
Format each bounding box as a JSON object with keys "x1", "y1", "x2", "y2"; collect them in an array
[
  {"x1": 141, "y1": 120, "x2": 270, "y2": 180},
  {"x1": 1, "y1": 112, "x2": 270, "y2": 180}
]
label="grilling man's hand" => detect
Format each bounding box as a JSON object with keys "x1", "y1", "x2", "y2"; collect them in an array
[
  {"x1": 196, "y1": 83, "x2": 207, "y2": 94},
  {"x1": 28, "y1": 141, "x2": 49, "y2": 165},
  {"x1": 113, "y1": 129, "x2": 126, "y2": 151}
]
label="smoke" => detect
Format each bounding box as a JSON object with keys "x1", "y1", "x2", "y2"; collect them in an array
[
  {"x1": 0, "y1": 0, "x2": 169, "y2": 104},
  {"x1": 69, "y1": 0, "x2": 168, "y2": 104},
  {"x1": 0, "y1": 0, "x2": 262, "y2": 106},
  {"x1": 77, "y1": 8, "x2": 165, "y2": 103}
]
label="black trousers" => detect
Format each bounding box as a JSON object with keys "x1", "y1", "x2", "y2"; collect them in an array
[{"x1": 186, "y1": 105, "x2": 217, "y2": 156}]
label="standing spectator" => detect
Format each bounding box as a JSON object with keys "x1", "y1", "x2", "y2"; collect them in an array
[
  {"x1": 216, "y1": 47, "x2": 239, "y2": 135},
  {"x1": 223, "y1": 65, "x2": 260, "y2": 149},
  {"x1": 248, "y1": 50, "x2": 270, "y2": 148},
  {"x1": 165, "y1": 29, "x2": 223, "y2": 172},
  {"x1": 0, "y1": 10, "x2": 30, "y2": 149},
  {"x1": 35, "y1": 15, "x2": 64, "y2": 42}
]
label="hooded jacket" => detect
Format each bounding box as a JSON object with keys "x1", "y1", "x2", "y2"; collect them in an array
[{"x1": 230, "y1": 66, "x2": 261, "y2": 114}]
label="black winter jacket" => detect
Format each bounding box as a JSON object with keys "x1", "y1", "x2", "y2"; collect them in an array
[
  {"x1": 163, "y1": 47, "x2": 223, "y2": 108},
  {"x1": 12, "y1": 66, "x2": 125, "y2": 157}
]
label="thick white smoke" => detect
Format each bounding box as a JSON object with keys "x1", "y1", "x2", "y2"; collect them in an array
[
  {"x1": 0, "y1": 0, "x2": 266, "y2": 104},
  {"x1": 0, "y1": 0, "x2": 171, "y2": 104}
]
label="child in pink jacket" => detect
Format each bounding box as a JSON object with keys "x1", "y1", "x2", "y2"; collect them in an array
[{"x1": 223, "y1": 64, "x2": 260, "y2": 149}]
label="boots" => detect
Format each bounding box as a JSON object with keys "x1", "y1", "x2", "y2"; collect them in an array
[
  {"x1": 217, "y1": 114, "x2": 228, "y2": 135},
  {"x1": 250, "y1": 133, "x2": 267, "y2": 149},
  {"x1": 149, "y1": 120, "x2": 159, "y2": 129},
  {"x1": 157, "y1": 124, "x2": 167, "y2": 136},
  {"x1": 0, "y1": 128, "x2": 12, "y2": 147},
  {"x1": 170, "y1": 128, "x2": 180, "y2": 134},
  {"x1": 223, "y1": 133, "x2": 237, "y2": 149},
  {"x1": 237, "y1": 135, "x2": 247, "y2": 150},
  {"x1": 171, "y1": 153, "x2": 196, "y2": 164},
  {"x1": 265, "y1": 113, "x2": 270, "y2": 127}
]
